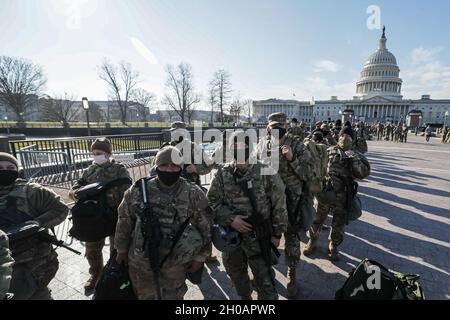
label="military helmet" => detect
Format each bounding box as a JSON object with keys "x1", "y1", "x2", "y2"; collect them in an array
[
  {"x1": 267, "y1": 112, "x2": 287, "y2": 127},
  {"x1": 212, "y1": 224, "x2": 241, "y2": 252},
  {"x1": 169, "y1": 121, "x2": 187, "y2": 131}
]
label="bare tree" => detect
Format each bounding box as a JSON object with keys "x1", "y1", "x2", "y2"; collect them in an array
[
  {"x1": 40, "y1": 93, "x2": 79, "y2": 127},
  {"x1": 241, "y1": 99, "x2": 253, "y2": 124},
  {"x1": 229, "y1": 97, "x2": 243, "y2": 124},
  {"x1": 131, "y1": 88, "x2": 156, "y2": 122},
  {"x1": 88, "y1": 102, "x2": 105, "y2": 124},
  {"x1": 210, "y1": 69, "x2": 232, "y2": 125},
  {"x1": 207, "y1": 87, "x2": 217, "y2": 126},
  {"x1": 0, "y1": 56, "x2": 46, "y2": 126},
  {"x1": 98, "y1": 59, "x2": 139, "y2": 124},
  {"x1": 163, "y1": 62, "x2": 200, "y2": 124},
  {"x1": 166, "y1": 109, "x2": 177, "y2": 122}
]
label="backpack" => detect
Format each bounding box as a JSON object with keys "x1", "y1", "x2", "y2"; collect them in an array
[
  {"x1": 93, "y1": 251, "x2": 137, "y2": 300},
  {"x1": 69, "y1": 177, "x2": 132, "y2": 242},
  {"x1": 352, "y1": 154, "x2": 371, "y2": 180},
  {"x1": 335, "y1": 258, "x2": 425, "y2": 300},
  {"x1": 304, "y1": 140, "x2": 327, "y2": 193}
]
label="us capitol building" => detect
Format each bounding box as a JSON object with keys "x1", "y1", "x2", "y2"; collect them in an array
[{"x1": 253, "y1": 28, "x2": 450, "y2": 127}]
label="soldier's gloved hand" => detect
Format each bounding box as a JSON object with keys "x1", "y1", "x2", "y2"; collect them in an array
[
  {"x1": 271, "y1": 237, "x2": 281, "y2": 248},
  {"x1": 230, "y1": 215, "x2": 253, "y2": 234},
  {"x1": 187, "y1": 260, "x2": 203, "y2": 273},
  {"x1": 185, "y1": 165, "x2": 197, "y2": 174},
  {"x1": 116, "y1": 252, "x2": 128, "y2": 266},
  {"x1": 281, "y1": 145, "x2": 293, "y2": 161}
]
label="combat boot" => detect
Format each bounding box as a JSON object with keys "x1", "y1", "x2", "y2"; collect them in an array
[
  {"x1": 84, "y1": 273, "x2": 100, "y2": 291},
  {"x1": 286, "y1": 267, "x2": 298, "y2": 298},
  {"x1": 303, "y1": 238, "x2": 317, "y2": 256},
  {"x1": 328, "y1": 242, "x2": 340, "y2": 261}
]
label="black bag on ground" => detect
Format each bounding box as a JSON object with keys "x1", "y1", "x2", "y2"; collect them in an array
[
  {"x1": 69, "y1": 178, "x2": 132, "y2": 242},
  {"x1": 335, "y1": 258, "x2": 425, "y2": 300},
  {"x1": 93, "y1": 251, "x2": 137, "y2": 300}
]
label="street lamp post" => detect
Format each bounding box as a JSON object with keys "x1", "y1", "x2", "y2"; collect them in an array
[
  {"x1": 82, "y1": 97, "x2": 91, "y2": 136},
  {"x1": 4, "y1": 116, "x2": 10, "y2": 135},
  {"x1": 444, "y1": 111, "x2": 449, "y2": 128},
  {"x1": 310, "y1": 97, "x2": 315, "y2": 132}
]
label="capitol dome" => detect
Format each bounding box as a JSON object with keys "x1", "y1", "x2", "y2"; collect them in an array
[{"x1": 356, "y1": 27, "x2": 403, "y2": 99}]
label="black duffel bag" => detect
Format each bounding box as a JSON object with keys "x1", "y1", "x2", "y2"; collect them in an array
[
  {"x1": 69, "y1": 178, "x2": 132, "y2": 242},
  {"x1": 335, "y1": 258, "x2": 425, "y2": 300},
  {"x1": 93, "y1": 251, "x2": 137, "y2": 300}
]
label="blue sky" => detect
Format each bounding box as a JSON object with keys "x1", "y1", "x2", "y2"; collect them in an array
[{"x1": 1, "y1": 0, "x2": 449, "y2": 107}]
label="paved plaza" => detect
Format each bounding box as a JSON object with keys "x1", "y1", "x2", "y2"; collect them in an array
[{"x1": 45, "y1": 135, "x2": 450, "y2": 300}]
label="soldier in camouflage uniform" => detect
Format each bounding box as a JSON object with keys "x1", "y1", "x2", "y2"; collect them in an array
[
  {"x1": 151, "y1": 122, "x2": 214, "y2": 186},
  {"x1": 0, "y1": 152, "x2": 68, "y2": 299},
  {"x1": 289, "y1": 118, "x2": 306, "y2": 140},
  {"x1": 207, "y1": 130, "x2": 287, "y2": 300},
  {"x1": 256, "y1": 113, "x2": 314, "y2": 297},
  {"x1": 115, "y1": 146, "x2": 213, "y2": 300},
  {"x1": 320, "y1": 123, "x2": 337, "y2": 146},
  {"x1": 332, "y1": 120, "x2": 343, "y2": 142},
  {"x1": 69, "y1": 138, "x2": 132, "y2": 290},
  {"x1": 0, "y1": 229, "x2": 14, "y2": 300},
  {"x1": 303, "y1": 127, "x2": 370, "y2": 261}
]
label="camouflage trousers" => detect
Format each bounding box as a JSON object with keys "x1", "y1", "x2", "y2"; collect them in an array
[
  {"x1": 223, "y1": 235, "x2": 278, "y2": 300},
  {"x1": 309, "y1": 193, "x2": 347, "y2": 247},
  {"x1": 85, "y1": 236, "x2": 115, "y2": 276},
  {"x1": 128, "y1": 254, "x2": 188, "y2": 300},
  {"x1": 9, "y1": 250, "x2": 59, "y2": 300}
]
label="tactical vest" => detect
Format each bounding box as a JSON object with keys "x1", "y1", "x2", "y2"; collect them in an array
[
  {"x1": 130, "y1": 178, "x2": 204, "y2": 266},
  {"x1": 219, "y1": 162, "x2": 272, "y2": 220},
  {"x1": 0, "y1": 183, "x2": 50, "y2": 264}
]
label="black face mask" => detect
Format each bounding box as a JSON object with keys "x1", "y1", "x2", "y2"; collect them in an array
[
  {"x1": 273, "y1": 128, "x2": 287, "y2": 139},
  {"x1": 233, "y1": 148, "x2": 251, "y2": 162},
  {"x1": 0, "y1": 170, "x2": 19, "y2": 186},
  {"x1": 156, "y1": 168, "x2": 181, "y2": 186}
]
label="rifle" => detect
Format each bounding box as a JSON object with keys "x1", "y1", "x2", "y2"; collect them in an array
[
  {"x1": 339, "y1": 149, "x2": 358, "y2": 225},
  {"x1": 139, "y1": 178, "x2": 163, "y2": 300},
  {"x1": 6, "y1": 222, "x2": 81, "y2": 255},
  {"x1": 233, "y1": 171, "x2": 280, "y2": 286}
]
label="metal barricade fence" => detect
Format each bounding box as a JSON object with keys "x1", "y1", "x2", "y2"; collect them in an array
[{"x1": 17, "y1": 145, "x2": 73, "y2": 189}]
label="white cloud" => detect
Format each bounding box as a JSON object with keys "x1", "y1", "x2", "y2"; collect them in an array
[
  {"x1": 409, "y1": 47, "x2": 443, "y2": 65},
  {"x1": 402, "y1": 47, "x2": 450, "y2": 99},
  {"x1": 313, "y1": 60, "x2": 342, "y2": 73}
]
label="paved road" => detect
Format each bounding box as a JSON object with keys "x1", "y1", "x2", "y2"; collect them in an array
[{"x1": 46, "y1": 135, "x2": 450, "y2": 300}]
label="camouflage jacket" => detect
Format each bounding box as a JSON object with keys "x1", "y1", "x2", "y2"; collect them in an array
[
  {"x1": 0, "y1": 179, "x2": 69, "y2": 264},
  {"x1": 289, "y1": 126, "x2": 306, "y2": 140},
  {"x1": 0, "y1": 229, "x2": 14, "y2": 299},
  {"x1": 115, "y1": 177, "x2": 213, "y2": 264},
  {"x1": 69, "y1": 159, "x2": 132, "y2": 210},
  {"x1": 207, "y1": 161, "x2": 287, "y2": 238},
  {"x1": 326, "y1": 146, "x2": 371, "y2": 191},
  {"x1": 256, "y1": 133, "x2": 314, "y2": 195}
]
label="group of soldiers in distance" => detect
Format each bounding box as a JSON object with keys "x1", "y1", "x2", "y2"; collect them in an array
[
  {"x1": 369, "y1": 122, "x2": 409, "y2": 143},
  {"x1": 1, "y1": 114, "x2": 372, "y2": 300}
]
